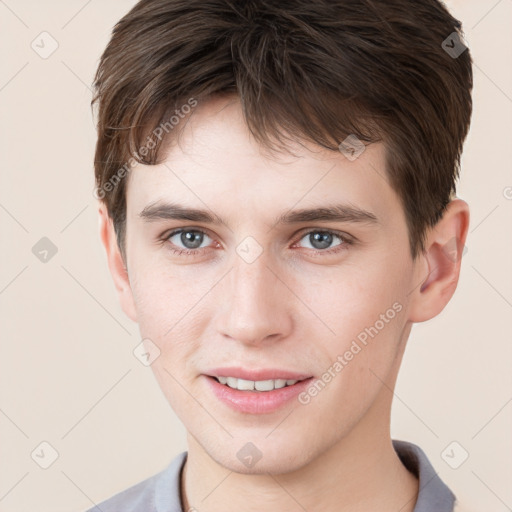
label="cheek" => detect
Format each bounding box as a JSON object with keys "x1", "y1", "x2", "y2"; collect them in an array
[
  {"x1": 128, "y1": 250, "x2": 206, "y2": 336},
  {"x1": 295, "y1": 276, "x2": 407, "y2": 429},
  {"x1": 127, "y1": 263, "x2": 197, "y2": 374},
  {"x1": 131, "y1": 267, "x2": 207, "y2": 414},
  {"x1": 293, "y1": 261, "x2": 409, "y2": 414},
  {"x1": 293, "y1": 260, "x2": 406, "y2": 345}
]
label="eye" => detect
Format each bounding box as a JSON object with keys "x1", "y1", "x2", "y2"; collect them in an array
[
  {"x1": 165, "y1": 228, "x2": 214, "y2": 254},
  {"x1": 295, "y1": 229, "x2": 351, "y2": 253}
]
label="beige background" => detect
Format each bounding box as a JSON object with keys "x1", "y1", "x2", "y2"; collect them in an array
[{"x1": 1, "y1": 1, "x2": 511, "y2": 511}]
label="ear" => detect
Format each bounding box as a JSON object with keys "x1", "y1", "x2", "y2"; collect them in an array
[
  {"x1": 408, "y1": 198, "x2": 470, "y2": 323},
  {"x1": 98, "y1": 203, "x2": 138, "y2": 323}
]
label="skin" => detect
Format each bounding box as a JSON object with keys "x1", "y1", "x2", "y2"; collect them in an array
[{"x1": 99, "y1": 95, "x2": 469, "y2": 512}]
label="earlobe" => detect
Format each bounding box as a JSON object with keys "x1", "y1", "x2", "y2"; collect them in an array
[
  {"x1": 408, "y1": 199, "x2": 470, "y2": 323},
  {"x1": 98, "y1": 203, "x2": 138, "y2": 323}
]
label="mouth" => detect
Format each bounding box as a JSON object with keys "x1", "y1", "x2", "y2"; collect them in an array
[{"x1": 203, "y1": 368, "x2": 314, "y2": 414}]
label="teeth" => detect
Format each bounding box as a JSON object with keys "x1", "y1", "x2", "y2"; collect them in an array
[
  {"x1": 237, "y1": 378, "x2": 255, "y2": 391},
  {"x1": 256, "y1": 379, "x2": 277, "y2": 391},
  {"x1": 216, "y1": 377, "x2": 300, "y2": 391}
]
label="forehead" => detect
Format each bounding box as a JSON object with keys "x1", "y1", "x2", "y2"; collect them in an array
[{"x1": 125, "y1": 96, "x2": 402, "y2": 228}]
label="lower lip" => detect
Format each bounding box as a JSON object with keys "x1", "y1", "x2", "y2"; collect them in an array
[{"x1": 205, "y1": 376, "x2": 314, "y2": 414}]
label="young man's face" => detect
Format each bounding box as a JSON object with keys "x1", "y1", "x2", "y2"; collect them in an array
[{"x1": 108, "y1": 95, "x2": 431, "y2": 473}]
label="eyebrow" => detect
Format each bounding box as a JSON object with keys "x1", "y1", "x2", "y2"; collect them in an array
[{"x1": 139, "y1": 201, "x2": 379, "y2": 227}]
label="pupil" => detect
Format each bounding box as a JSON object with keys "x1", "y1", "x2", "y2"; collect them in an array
[{"x1": 311, "y1": 232, "x2": 332, "y2": 250}]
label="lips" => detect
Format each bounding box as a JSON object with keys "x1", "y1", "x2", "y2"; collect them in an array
[{"x1": 204, "y1": 367, "x2": 314, "y2": 414}]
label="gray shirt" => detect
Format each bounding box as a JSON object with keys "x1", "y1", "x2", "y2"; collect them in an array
[{"x1": 85, "y1": 439, "x2": 458, "y2": 512}]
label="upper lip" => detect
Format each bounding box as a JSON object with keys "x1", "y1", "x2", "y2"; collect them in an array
[{"x1": 205, "y1": 367, "x2": 312, "y2": 381}]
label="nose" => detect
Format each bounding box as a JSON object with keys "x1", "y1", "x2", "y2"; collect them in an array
[{"x1": 214, "y1": 253, "x2": 293, "y2": 347}]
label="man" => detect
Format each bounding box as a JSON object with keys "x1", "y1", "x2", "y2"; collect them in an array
[{"x1": 89, "y1": 1, "x2": 474, "y2": 510}]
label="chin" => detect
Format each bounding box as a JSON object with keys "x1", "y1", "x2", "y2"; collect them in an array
[
  {"x1": 201, "y1": 431, "x2": 321, "y2": 476},
  {"x1": 221, "y1": 452, "x2": 310, "y2": 476}
]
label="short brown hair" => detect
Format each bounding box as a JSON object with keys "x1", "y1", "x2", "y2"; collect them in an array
[{"x1": 92, "y1": 0, "x2": 473, "y2": 260}]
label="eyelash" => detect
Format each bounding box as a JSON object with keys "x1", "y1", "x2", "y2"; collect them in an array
[{"x1": 161, "y1": 228, "x2": 354, "y2": 257}]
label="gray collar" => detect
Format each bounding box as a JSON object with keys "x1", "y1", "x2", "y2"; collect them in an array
[{"x1": 393, "y1": 439, "x2": 455, "y2": 511}]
